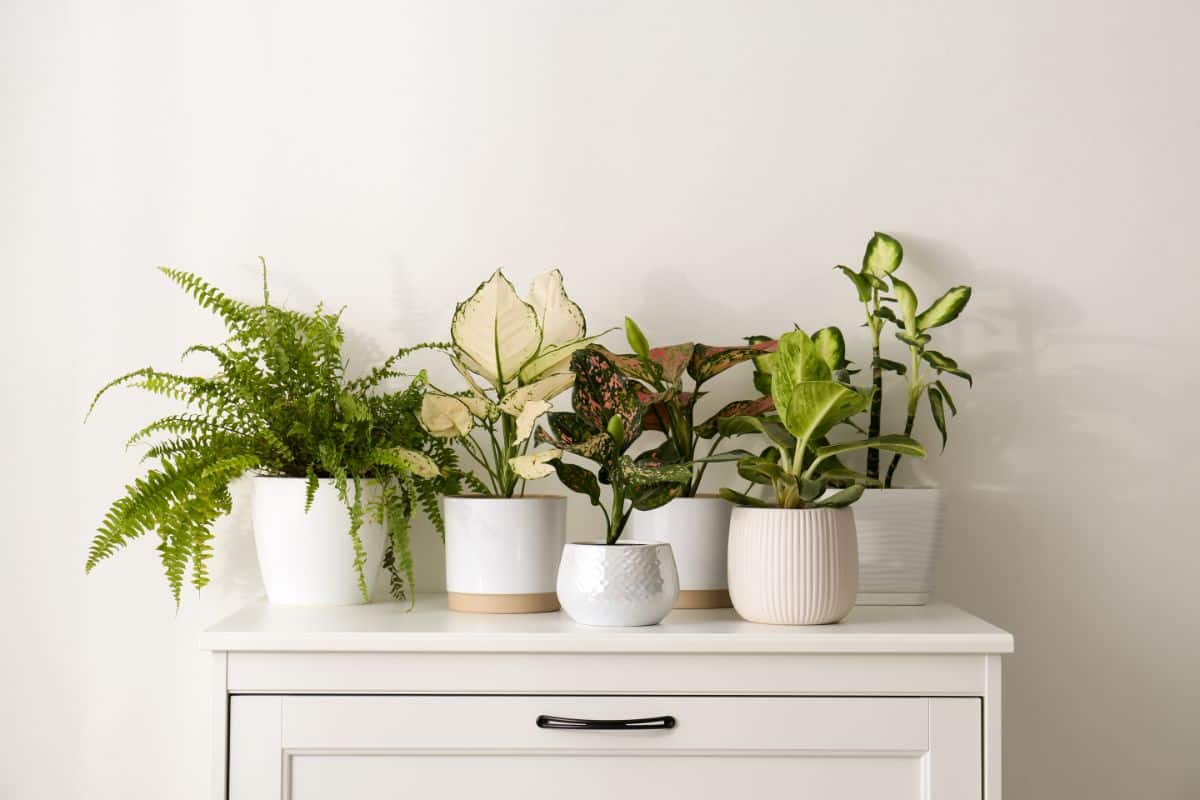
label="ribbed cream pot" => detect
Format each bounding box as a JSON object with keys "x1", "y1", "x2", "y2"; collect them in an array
[{"x1": 727, "y1": 506, "x2": 859, "y2": 625}]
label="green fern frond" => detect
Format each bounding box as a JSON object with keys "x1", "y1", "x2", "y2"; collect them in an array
[{"x1": 158, "y1": 266, "x2": 252, "y2": 327}]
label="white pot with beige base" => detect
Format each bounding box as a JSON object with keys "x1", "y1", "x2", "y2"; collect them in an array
[
  {"x1": 727, "y1": 506, "x2": 858, "y2": 625},
  {"x1": 625, "y1": 496, "x2": 733, "y2": 608},
  {"x1": 852, "y1": 488, "x2": 943, "y2": 605},
  {"x1": 253, "y1": 476, "x2": 386, "y2": 606},
  {"x1": 443, "y1": 495, "x2": 566, "y2": 613}
]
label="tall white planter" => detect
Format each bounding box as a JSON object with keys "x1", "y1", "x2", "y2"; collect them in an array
[
  {"x1": 626, "y1": 497, "x2": 732, "y2": 608},
  {"x1": 253, "y1": 476, "x2": 385, "y2": 606},
  {"x1": 557, "y1": 541, "x2": 679, "y2": 627},
  {"x1": 444, "y1": 496, "x2": 566, "y2": 613},
  {"x1": 852, "y1": 488, "x2": 943, "y2": 605},
  {"x1": 727, "y1": 507, "x2": 858, "y2": 625}
]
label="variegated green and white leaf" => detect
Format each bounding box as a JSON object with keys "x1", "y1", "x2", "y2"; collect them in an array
[
  {"x1": 890, "y1": 275, "x2": 918, "y2": 333},
  {"x1": 916, "y1": 286, "x2": 971, "y2": 331},
  {"x1": 382, "y1": 447, "x2": 441, "y2": 479},
  {"x1": 510, "y1": 449, "x2": 561, "y2": 480},
  {"x1": 451, "y1": 270, "x2": 542, "y2": 387},
  {"x1": 527, "y1": 269, "x2": 586, "y2": 349},
  {"x1": 835, "y1": 265, "x2": 871, "y2": 302},
  {"x1": 418, "y1": 393, "x2": 474, "y2": 438},
  {"x1": 498, "y1": 372, "x2": 575, "y2": 415},
  {"x1": 863, "y1": 232, "x2": 903, "y2": 277},
  {"x1": 517, "y1": 332, "x2": 609, "y2": 383},
  {"x1": 513, "y1": 400, "x2": 552, "y2": 444}
]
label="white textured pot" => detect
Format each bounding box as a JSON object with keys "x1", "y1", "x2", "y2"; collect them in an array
[
  {"x1": 727, "y1": 507, "x2": 858, "y2": 625},
  {"x1": 852, "y1": 488, "x2": 943, "y2": 605},
  {"x1": 626, "y1": 496, "x2": 733, "y2": 608},
  {"x1": 556, "y1": 541, "x2": 679, "y2": 627},
  {"x1": 444, "y1": 496, "x2": 566, "y2": 613},
  {"x1": 253, "y1": 476, "x2": 385, "y2": 606}
]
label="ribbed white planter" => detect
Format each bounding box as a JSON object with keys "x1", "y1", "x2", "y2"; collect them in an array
[
  {"x1": 443, "y1": 496, "x2": 566, "y2": 613},
  {"x1": 253, "y1": 477, "x2": 385, "y2": 606},
  {"x1": 727, "y1": 507, "x2": 858, "y2": 625},
  {"x1": 625, "y1": 496, "x2": 733, "y2": 608},
  {"x1": 853, "y1": 488, "x2": 943, "y2": 605},
  {"x1": 557, "y1": 541, "x2": 679, "y2": 627}
]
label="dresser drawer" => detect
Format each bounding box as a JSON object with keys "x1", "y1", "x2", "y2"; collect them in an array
[{"x1": 229, "y1": 694, "x2": 980, "y2": 799}]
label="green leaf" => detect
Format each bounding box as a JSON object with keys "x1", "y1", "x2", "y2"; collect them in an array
[
  {"x1": 811, "y1": 327, "x2": 848, "y2": 371},
  {"x1": 606, "y1": 415, "x2": 625, "y2": 448},
  {"x1": 736, "y1": 456, "x2": 784, "y2": 485},
  {"x1": 624, "y1": 317, "x2": 651, "y2": 361},
  {"x1": 890, "y1": 275, "x2": 918, "y2": 333},
  {"x1": 550, "y1": 459, "x2": 601, "y2": 506},
  {"x1": 770, "y1": 330, "x2": 833, "y2": 423},
  {"x1": 694, "y1": 448, "x2": 759, "y2": 463},
  {"x1": 834, "y1": 265, "x2": 871, "y2": 302},
  {"x1": 921, "y1": 350, "x2": 959, "y2": 370},
  {"x1": 819, "y1": 467, "x2": 882, "y2": 488},
  {"x1": 814, "y1": 483, "x2": 865, "y2": 508},
  {"x1": 630, "y1": 481, "x2": 685, "y2": 511},
  {"x1": 715, "y1": 414, "x2": 794, "y2": 449},
  {"x1": 895, "y1": 330, "x2": 931, "y2": 348},
  {"x1": 874, "y1": 306, "x2": 900, "y2": 325},
  {"x1": 863, "y1": 232, "x2": 903, "y2": 277},
  {"x1": 813, "y1": 434, "x2": 926, "y2": 463},
  {"x1": 934, "y1": 380, "x2": 958, "y2": 415},
  {"x1": 779, "y1": 381, "x2": 869, "y2": 447},
  {"x1": 616, "y1": 457, "x2": 693, "y2": 488},
  {"x1": 719, "y1": 487, "x2": 770, "y2": 508},
  {"x1": 916, "y1": 286, "x2": 971, "y2": 331},
  {"x1": 872, "y1": 357, "x2": 907, "y2": 375},
  {"x1": 928, "y1": 386, "x2": 948, "y2": 451}
]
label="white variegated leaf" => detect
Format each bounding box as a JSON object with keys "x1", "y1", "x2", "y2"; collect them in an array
[
  {"x1": 517, "y1": 332, "x2": 609, "y2": 383},
  {"x1": 510, "y1": 449, "x2": 561, "y2": 480},
  {"x1": 451, "y1": 270, "x2": 542, "y2": 386},
  {"x1": 418, "y1": 393, "x2": 474, "y2": 438},
  {"x1": 527, "y1": 269, "x2": 585, "y2": 349},
  {"x1": 513, "y1": 400, "x2": 552, "y2": 444},
  {"x1": 499, "y1": 372, "x2": 575, "y2": 415}
]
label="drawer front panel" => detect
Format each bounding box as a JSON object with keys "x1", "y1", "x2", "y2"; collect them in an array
[{"x1": 229, "y1": 695, "x2": 981, "y2": 800}]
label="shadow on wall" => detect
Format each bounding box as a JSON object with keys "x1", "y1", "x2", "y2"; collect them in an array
[{"x1": 910, "y1": 235, "x2": 1197, "y2": 799}]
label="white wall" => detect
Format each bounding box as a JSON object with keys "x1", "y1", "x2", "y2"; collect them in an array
[{"x1": 3, "y1": 1, "x2": 1198, "y2": 797}]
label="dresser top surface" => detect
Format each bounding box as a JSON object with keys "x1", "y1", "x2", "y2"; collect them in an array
[{"x1": 200, "y1": 595, "x2": 1013, "y2": 654}]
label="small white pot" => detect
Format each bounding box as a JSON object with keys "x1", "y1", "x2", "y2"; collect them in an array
[
  {"x1": 444, "y1": 496, "x2": 566, "y2": 613},
  {"x1": 253, "y1": 476, "x2": 385, "y2": 606},
  {"x1": 727, "y1": 506, "x2": 858, "y2": 625},
  {"x1": 556, "y1": 541, "x2": 679, "y2": 627},
  {"x1": 852, "y1": 488, "x2": 943, "y2": 605},
  {"x1": 626, "y1": 496, "x2": 732, "y2": 608}
]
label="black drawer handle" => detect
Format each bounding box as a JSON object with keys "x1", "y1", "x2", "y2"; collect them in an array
[{"x1": 536, "y1": 714, "x2": 676, "y2": 731}]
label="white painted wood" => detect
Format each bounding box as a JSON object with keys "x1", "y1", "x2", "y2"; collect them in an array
[
  {"x1": 984, "y1": 654, "x2": 1003, "y2": 799},
  {"x1": 200, "y1": 595, "x2": 1014, "y2": 654},
  {"x1": 228, "y1": 696, "x2": 281, "y2": 800},
  {"x1": 207, "y1": 597, "x2": 1008, "y2": 799},
  {"x1": 928, "y1": 698, "x2": 983, "y2": 799},
  {"x1": 280, "y1": 696, "x2": 930, "y2": 752},
  {"x1": 225, "y1": 651, "x2": 989, "y2": 696},
  {"x1": 209, "y1": 652, "x2": 228, "y2": 800}
]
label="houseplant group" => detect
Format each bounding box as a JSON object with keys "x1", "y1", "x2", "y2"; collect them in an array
[{"x1": 87, "y1": 235, "x2": 973, "y2": 626}]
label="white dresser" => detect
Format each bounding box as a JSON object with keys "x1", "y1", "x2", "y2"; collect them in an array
[{"x1": 201, "y1": 597, "x2": 1012, "y2": 800}]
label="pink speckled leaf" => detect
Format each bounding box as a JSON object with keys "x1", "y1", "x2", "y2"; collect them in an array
[
  {"x1": 694, "y1": 395, "x2": 776, "y2": 438},
  {"x1": 569, "y1": 347, "x2": 645, "y2": 442},
  {"x1": 688, "y1": 339, "x2": 778, "y2": 384}
]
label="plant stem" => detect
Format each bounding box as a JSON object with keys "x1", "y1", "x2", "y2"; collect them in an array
[
  {"x1": 691, "y1": 435, "x2": 724, "y2": 495},
  {"x1": 866, "y1": 292, "x2": 883, "y2": 480},
  {"x1": 607, "y1": 484, "x2": 626, "y2": 545},
  {"x1": 884, "y1": 345, "x2": 922, "y2": 488}
]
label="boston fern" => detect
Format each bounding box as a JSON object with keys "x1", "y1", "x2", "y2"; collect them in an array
[{"x1": 85, "y1": 262, "x2": 460, "y2": 604}]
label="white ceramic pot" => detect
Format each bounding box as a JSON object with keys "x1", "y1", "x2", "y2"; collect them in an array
[
  {"x1": 443, "y1": 496, "x2": 566, "y2": 613},
  {"x1": 727, "y1": 506, "x2": 858, "y2": 625},
  {"x1": 556, "y1": 541, "x2": 679, "y2": 627},
  {"x1": 253, "y1": 476, "x2": 385, "y2": 606},
  {"x1": 626, "y1": 496, "x2": 732, "y2": 608},
  {"x1": 852, "y1": 488, "x2": 943, "y2": 605}
]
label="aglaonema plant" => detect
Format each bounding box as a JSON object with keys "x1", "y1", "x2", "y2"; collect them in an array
[
  {"x1": 522, "y1": 347, "x2": 693, "y2": 544},
  {"x1": 836, "y1": 232, "x2": 972, "y2": 486},
  {"x1": 589, "y1": 318, "x2": 777, "y2": 499},
  {"x1": 419, "y1": 269, "x2": 606, "y2": 496},
  {"x1": 709, "y1": 329, "x2": 926, "y2": 509}
]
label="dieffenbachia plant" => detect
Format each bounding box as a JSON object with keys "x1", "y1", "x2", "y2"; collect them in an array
[
  {"x1": 588, "y1": 318, "x2": 777, "y2": 499},
  {"x1": 419, "y1": 269, "x2": 605, "y2": 497},
  {"x1": 836, "y1": 232, "x2": 973, "y2": 487},
  {"x1": 527, "y1": 347, "x2": 693, "y2": 544},
  {"x1": 708, "y1": 329, "x2": 926, "y2": 509}
]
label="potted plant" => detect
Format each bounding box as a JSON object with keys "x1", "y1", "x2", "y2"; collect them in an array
[
  {"x1": 525, "y1": 346, "x2": 693, "y2": 626},
  {"x1": 85, "y1": 262, "x2": 459, "y2": 606},
  {"x1": 712, "y1": 329, "x2": 925, "y2": 625},
  {"x1": 419, "y1": 269, "x2": 603, "y2": 614},
  {"x1": 591, "y1": 319, "x2": 776, "y2": 608},
  {"x1": 834, "y1": 232, "x2": 973, "y2": 604}
]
